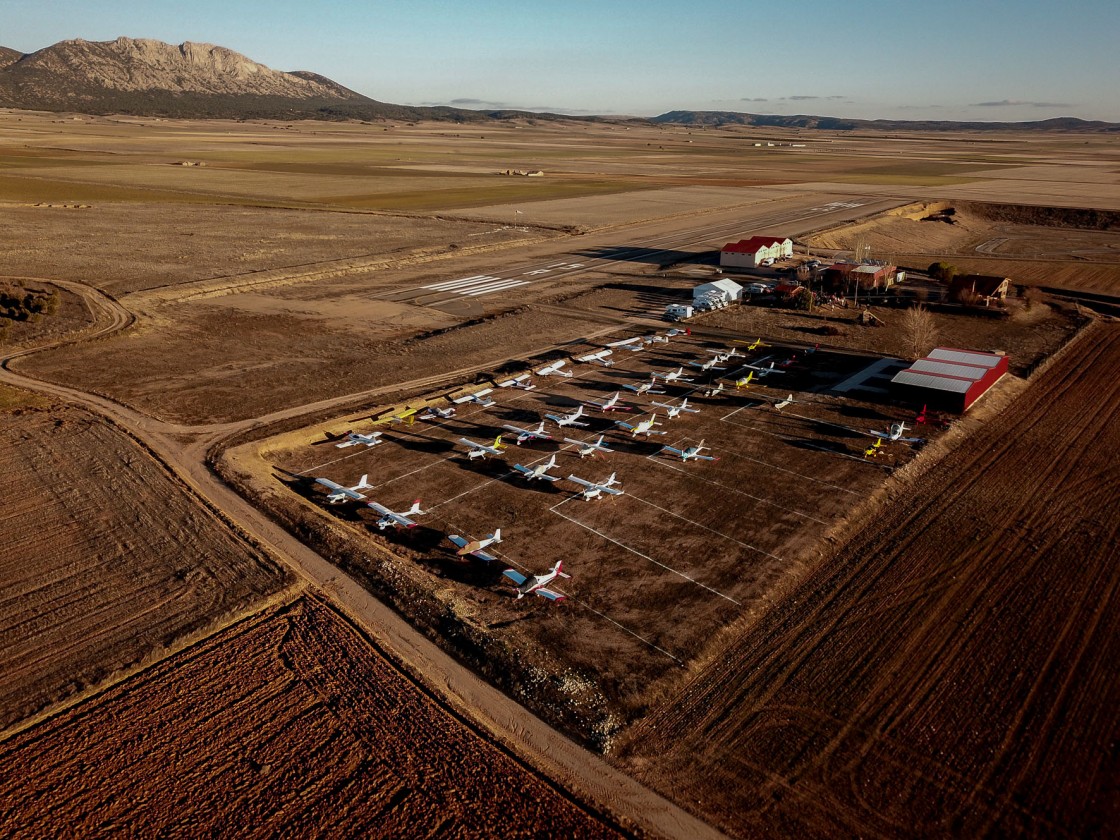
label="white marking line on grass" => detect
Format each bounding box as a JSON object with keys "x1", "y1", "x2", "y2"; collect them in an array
[
  {"x1": 625, "y1": 493, "x2": 784, "y2": 562},
  {"x1": 549, "y1": 498, "x2": 742, "y2": 606},
  {"x1": 645, "y1": 450, "x2": 829, "y2": 525}
]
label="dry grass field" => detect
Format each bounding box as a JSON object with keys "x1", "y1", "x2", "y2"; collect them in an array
[
  {"x1": 0, "y1": 402, "x2": 292, "y2": 733},
  {"x1": 617, "y1": 322, "x2": 1120, "y2": 838},
  {"x1": 0, "y1": 596, "x2": 627, "y2": 838}
]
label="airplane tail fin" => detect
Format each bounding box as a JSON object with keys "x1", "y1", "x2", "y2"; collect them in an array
[
  {"x1": 546, "y1": 454, "x2": 557, "y2": 468},
  {"x1": 356, "y1": 474, "x2": 371, "y2": 490},
  {"x1": 492, "y1": 528, "x2": 501, "y2": 543},
  {"x1": 554, "y1": 560, "x2": 572, "y2": 579},
  {"x1": 406, "y1": 499, "x2": 423, "y2": 515},
  {"x1": 494, "y1": 434, "x2": 504, "y2": 448}
]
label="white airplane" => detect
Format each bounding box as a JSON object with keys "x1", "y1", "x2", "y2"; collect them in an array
[
  {"x1": 606, "y1": 336, "x2": 645, "y2": 352},
  {"x1": 497, "y1": 374, "x2": 535, "y2": 390},
  {"x1": 615, "y1": 414, "x2": 665, "y2": 437},
  {"x1": 512, "y1": 454, "x2": 561, "y2": 482},
  {"x1": 501, "y1": 421, "x2": 552, "y2": 444},
  {"x1": 576, "y1": 349, "x2": 614, "y2": 367},
  {"x1": 652, "y1": 367, "x2": 694, "y2": 384},
  {"x1": 367, "y1": 498, "x2": 425, "y2": 530},
  {"x1": 452, "y1": 388, "x2": 496, "y2": 407},
  {"x1": 334, "y1": 431, "x2": 383, "y2": 449},
  {"x1": 650, "y1": 397, "x2": 700, "y2": 419},
  {"x1": 562, "y1": 434, "x2": 614, "y2": 458},
  {"x1": 660, "y1": 440, "x2": 719, "y2": 462},
  {"x1": 459, "y1": 434, "x2": 506, "y2": 460},
  {"x1": 546, "y1": 406, "x2": 589, "y2": 428},
  {"x1": 773, "y1": 393, "x2": 795, "y2": 411},
  {"x1": 745, "y1": 358, "x2": 783, "y2": 378},
  {"x1": 503, "y1": 560, "x2": 569, "y2": 601},
  {"x1": 315, "y1": 474, "x2": 372, "y2": 504},
  {"x1": 700, "y1": 382, "x2": 726, "y2": 398},
  {"x1": 689, "y1": 357, "x2": 726, "y2": 373},
  {"x1": 536, "y1": 360, "x2": 573, "y2": 378},
  {"x1": 624, "y1": 378, "x2": 666, "y2": 396},
  {"x1": 870, "y1": 421, "x2": 923, "y2": 443},
  {"x1": 419, "y1": 406, "x2": 455, "y2": 421},
  {"x1": 708, "y1": 348, "x2": 742, "y2": 363},
  {"x1": 643, "y1": 333, "x2": 669, "y2": 344},
  {"x1": 586, "y1": 391, "x2": 631, "y2": 412},
  {"x1": 448, "y1": 528, "x2": 502, "y2": 562},
  {"x1": 567, "y1": 472, "x2": 624, "y2": 501}
]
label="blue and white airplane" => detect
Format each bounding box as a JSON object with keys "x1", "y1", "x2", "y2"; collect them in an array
[
  {"x1": 503, "y1": 561, "x2": 570, "y2": 601},
  {"x1": 512, "y1": 455, "x2": 561, "y2": 482},
  {"x1": 449, "y1": 528, "x2": 502, "y2": 561}
]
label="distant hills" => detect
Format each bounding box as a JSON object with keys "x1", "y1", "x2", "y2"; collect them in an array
[
  {"x1": 651, "y1": 110, "x2": 1120, "y2": 133},
  {"x1": 0, "y1": 38, "x2": 1116, "y2": 133}
]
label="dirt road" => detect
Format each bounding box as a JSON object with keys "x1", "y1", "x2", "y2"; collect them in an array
[{"x1": 1, "y1": 272, "x2": 725, "y2": 839}]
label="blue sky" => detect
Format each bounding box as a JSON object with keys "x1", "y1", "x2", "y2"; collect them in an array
[{"x1": 4, "y1": 0, "x2": 1118, "y2": 120}]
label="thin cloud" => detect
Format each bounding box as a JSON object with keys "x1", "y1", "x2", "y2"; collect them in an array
[
  {"x1": 740, "y1": 97, "x2": 769, "y2": 102},
  {"x1": 787, "y1": 95, "x2": 820, "y2": 101},
  {"x1": 972, "y1": 99, "x2": 1072, "y2": 108}
]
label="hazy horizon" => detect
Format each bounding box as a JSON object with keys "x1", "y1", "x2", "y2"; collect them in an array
[{"x1": 5, "y1": 0, "x2": 1117, "y2": 122}]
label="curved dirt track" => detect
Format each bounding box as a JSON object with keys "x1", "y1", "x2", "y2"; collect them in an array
[
  {"x1": 623, "y1": 321, "x2": 1120, "y2": 838},
  {"x1": 0, "y1": 281, "x2": 726, "y2": 839}
]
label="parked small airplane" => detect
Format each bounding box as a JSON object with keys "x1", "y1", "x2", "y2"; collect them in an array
[
  {"x1": 376, "y1": 407, "x2": 418, "y2": 426},
  {"x1": 624, "y1": 378, "x2": 666, "y2": 396},
  {"x1": 615, "y1": 414, "x2": 665, "y2": 437},
  {"x1": 700, "y1": 382, "x2": 726, "y2": 398},
  {"x1": 567, "y1": 472, "x2": 624, "y2": 501},
  {"x1": 660, "y1": 440, "x2": 719, "y2": 462},
  {"x1": 650, "y1": 397, "x2": 700, "y2": 420},
  {"x1": 779, "y1": 353, "x2": 799, "y2": 368},
  {"x1": 419, "y1": 406, "x2": 455, "y2": 421},
  {"x1": 708, "y1": 347, "x2": 742, "y2": 363},
  {"x1": 334, "y1": 431, "x2": 383, "y2": 449},
  {"x1": 367, "y1": 498, "x2": 425, "y2": 530},
  {"x1": 743, "y1": 337, "x2": 769, "y2": 351},
  {"x1": 452, "y1": 388, "x2": 496, "y2": 407},
  {"x1": 652, "y1": 367, "x2": 695, "y2": 384},
  {"x1": 772, "y1": 394, "x2": 795, "y2": 411},
  {"x1": 745, "y1": 359, "x2": 783, "y2": 378},
  {"x1": 512, "y1": 455, "x2": 561, "y2": 482},
  {"x1": 503, "y1": 561, "x2": 569, "y2": 601},
  {"x1": 448, "y1": 528, "x2": 502, "y2": 561},
  {"x1": 689, "y1": 357, "x2": 726, "y2": 373},
  {"x1": 501, "y1": 421, "x2": 552, "y2": 444},
  {"x1": 460, "y1": 435, "x2": 506, "y2": 459},
  {"x1": 643, "y1": 333, "x2": 669, "y2": 344},
  {"x1": 536, "y1": 360, "x2": 573, "y2": 378},
  {"x1": 315, "y1": 474, "x2": 372, "y2": 504},
  {"x1": 863, "y1": 439, "x2": 884, "y2": 458},
  {"x1": 497, "y1": 374, "x2": 535, "y2": 390},
  {"x1": 546, "y1": 406, "x2": 589, "y2": 428},
  {"x1": 733, "y1": 372, "x2": 755, "y2": 390},
  {"x1": 562, "y1": 434, "x2": 614, "y2": 458},
  {"x1": 870, "y1": 421, "x2": 923, "y2": 443},
  {"x1": 586, "y1": 392, "x2": 631, "y2": 412},
  {"x1": 577, "y1": 349, "x2": 614, "y2": 367},
  {"x1": 606, "y1": 336, "x2": 645, "y2": 352}
]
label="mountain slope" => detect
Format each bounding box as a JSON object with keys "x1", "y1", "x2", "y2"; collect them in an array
[
  {"x1": 0, "y1": 37, "x2": 489, "y2": 122},
  {"x1": 652, "y1": 110, "x2": 1120, "y2": 132}
]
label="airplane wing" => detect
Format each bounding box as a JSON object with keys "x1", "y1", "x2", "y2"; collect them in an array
[
  {"x1": 503, "y1": 569, "x2": 528, "y2": 586},
  {"x1": 366, "y1": 501, "x2": 392, "y2": 516},
  {"x1": 695, "y1": 454, "x2": 719, "y2": 462},
  {"x1": 534, "y1": 588, "x2": 566, "y2": 602},
  {"x1": 566, "y1": 475, "x2": 594, "y2": 488},
  {"x1": 447, "y1": 535, "x2": 469, "y2": 550},
  {"x1": 471, "y1": 548, "x2": 498, "y2": 562},
  {"x1": 535, "y1": 472, "x2": 560, "y2": 483},
  {"x1": 613, "y1": 420, "x2": 634, "y2": 431},
  {"x1": 315, "y1": 478, "x2": 346, "y2": 493},
  {"x1": 660, "y1": 446, "x2": 684, "y2": 457},
  {"x1": 511, "y1": 463, "x2": 533, "y2": 476},
  {"x1": 600, "y1": 486, "x2": 624, "y2": 496}
]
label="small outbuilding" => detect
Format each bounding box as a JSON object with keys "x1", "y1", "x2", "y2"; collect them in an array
[
  {"x1": 890, "y1": 346, "x2": 1009, "y2": 412},
  {"x1": 693, "y1": 278, "x2": 743, "y2": 305}
]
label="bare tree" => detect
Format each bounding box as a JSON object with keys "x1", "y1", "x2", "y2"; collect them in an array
[{"x1": 901, "y1": 304, "x2": 939, "y2": 360}]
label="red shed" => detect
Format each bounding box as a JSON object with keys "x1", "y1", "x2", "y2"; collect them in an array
[{"x1": 890, "y1": 347, "x2": 1009, "y2": 412}]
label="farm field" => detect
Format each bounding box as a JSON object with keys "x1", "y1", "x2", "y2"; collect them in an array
[
  {"x1": 247, "y1": 331, "x2": 946, "y2": 743},
  {"x1": 617, "y1": 321, "x2": 1120, "y2": 838},
  {"x1": 0, "y1": 403, "x2": 292, "y2": 733},
  {"x1": 0, "y1": 596, "x2": 628, "y2": 838}
]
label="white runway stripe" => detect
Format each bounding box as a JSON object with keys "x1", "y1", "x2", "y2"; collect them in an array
[
  {"x1": 463, "y1": 279, "x2": 530, "y2": 297},
  {"x1": 423, "y1": 274, "x2": 498, "y2": 291}
]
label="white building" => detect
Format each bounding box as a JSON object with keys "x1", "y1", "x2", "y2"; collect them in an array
[
  {"x1": 693, "y1": 278, "x2": 742, "y2": 305},
  {"x1": 720, "y1": 236, "x2": 793, "y2": 268}
]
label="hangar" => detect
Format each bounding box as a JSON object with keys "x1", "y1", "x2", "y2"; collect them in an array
[
  {"x1": 693, "y1": 278, "x2": 742, "y2": 308},
  {"x1": 719, "y1": 236, "x2": 793, "y2": 268},
  {"x1": 890, "y1": 347, "x2": 1009, "y2": 412}
]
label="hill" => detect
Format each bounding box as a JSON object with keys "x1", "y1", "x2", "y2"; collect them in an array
[
  {"x1": 652, "y1": 110, "x2": 1120, "y2": 132},
  {"x1": 0, "y1": 37, "x2": 495, "y2": 122}
]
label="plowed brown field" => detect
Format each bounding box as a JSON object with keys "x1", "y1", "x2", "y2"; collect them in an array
[
  {"x1": 0, "y1": 406, "x2": 290, "y2": 731},
  {"x1": 0, "y1": 596, "x2": 627, "y2": 839},
  {"x1": 620, "y1": 321, "x2": 1120, "y2": 838}
]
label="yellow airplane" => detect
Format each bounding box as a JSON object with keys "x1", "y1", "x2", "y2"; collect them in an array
[
  {"x1": 863, "y1": 439, "x2": 883, "y2": 458},
  {"x1": 734, "y1": 371, "x2": 754, "y2": 390},
  {"x1": 460, "y1": 434, "x2": 506, "y2": 460},
  {"x1": 742, "y1": 337, "x2": 769, "y2": 351}
]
